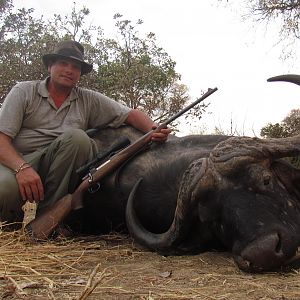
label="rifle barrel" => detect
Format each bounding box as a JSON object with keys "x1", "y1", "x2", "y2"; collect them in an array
[
  {"x1": 91, "y1": 87, "x2": 218, "y2": 182},
  {"x1": 160, "y1": 87, "x2": 218, "y2": 128}
]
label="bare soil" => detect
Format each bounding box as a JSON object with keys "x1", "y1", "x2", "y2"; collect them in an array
[{"x1": 1, "y1": 230, "x2": 300, "y2": 300}]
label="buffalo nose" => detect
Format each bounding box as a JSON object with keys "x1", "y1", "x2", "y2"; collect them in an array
[{"x1": 235, "y1": 232, "x2": 287, "y2": 272}]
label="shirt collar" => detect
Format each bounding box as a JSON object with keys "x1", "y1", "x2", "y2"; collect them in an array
[{"x1": 38, "y1": 77, "x2": 50, "y2": 97}]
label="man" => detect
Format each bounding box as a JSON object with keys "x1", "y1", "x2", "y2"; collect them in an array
[{"x1": 0, "y1": 40, "x2": 171, "y2": 227}]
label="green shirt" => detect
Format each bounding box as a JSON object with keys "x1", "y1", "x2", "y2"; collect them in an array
[{"x1": 0, "y1": 77, "x2": 131, "y2": 155}]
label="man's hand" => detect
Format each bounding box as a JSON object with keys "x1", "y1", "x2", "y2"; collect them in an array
[
  {"x1": 16, "y1": 167, "x2": 44, "y2": 202},
  {"x1": 151, "y1": 124, "x2": 172, "y2": 143},
  {"x1": 0, "y1": 132, "x2": 44, "y2": 203}
]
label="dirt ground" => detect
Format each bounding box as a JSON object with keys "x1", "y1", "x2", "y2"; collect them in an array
[{"x1": 1, "y1": 230, "x2": 300, "y2": 300}]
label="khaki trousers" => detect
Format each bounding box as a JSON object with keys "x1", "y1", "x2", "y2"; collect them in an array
[{"x1": 0, "y1": 129, "x2": 98, "y2": 225}]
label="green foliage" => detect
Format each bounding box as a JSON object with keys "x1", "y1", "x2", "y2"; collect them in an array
[
  {"x1": 260, "y1": 109, "x2": 300, "y2": 138},
  {"x1": 0, "y1": 0, "x2": 11, "y2": 13},
  {"x1": 87, "y1": 14, "x2": 189, "y2": 120},
  {"x1": 260, "y1": 109, "x2": 300, "y2": 168},
  {"x1": 0, "y1": 5, "x2": 56, "y2": 101},
  {"x1": 260, "y1": 122, "x2": 289, "y2": 138},
  {"x1": 0, "y1": 2, "x2": 198, "y2": 122},
  {"x1": 282, "y1": 109, "x2": 300, "y2": 136}
]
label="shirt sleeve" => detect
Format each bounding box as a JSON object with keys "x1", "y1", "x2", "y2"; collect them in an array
[
  {"x1": 0, "y1": 84, "x2": 26, "y2": 138},
  {"x1": 86, "y1": 90, "x2": 132, "y2": 129}
]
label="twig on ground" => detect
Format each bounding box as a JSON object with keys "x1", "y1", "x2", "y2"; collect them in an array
[{"x1": 78, "y1": 263, "x2": 112, "y2": 300}]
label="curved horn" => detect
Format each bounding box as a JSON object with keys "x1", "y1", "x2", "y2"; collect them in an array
[
  {"x1": 126, "y1": 158, "x2": 217, "y2": 251},
  {"x1": 267, "y1": 74, "x2": 300, "y2": 86}
]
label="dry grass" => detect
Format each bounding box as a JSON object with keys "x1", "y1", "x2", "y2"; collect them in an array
[{"x1": 1, "y1": 229, "x2": 300, "y2": 300}]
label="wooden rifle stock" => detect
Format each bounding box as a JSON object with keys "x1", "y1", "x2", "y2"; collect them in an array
[{"x1": 25, "y1": 87, "x2": 218, "y2": 239}]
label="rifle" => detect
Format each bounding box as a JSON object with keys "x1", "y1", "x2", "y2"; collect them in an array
[
  {"x1": 76, "y1": 136, "x2": 131, "y2": 180},
  {"x1": 25, "y1": 87, "x2": 218, "y2": 240}
]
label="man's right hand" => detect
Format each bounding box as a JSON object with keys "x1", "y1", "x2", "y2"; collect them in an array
[
  {"x1": 0, "y1": 132, "x2": 45, "y2": 203},
  {"x1": 16, "y1": 167, "x2": 44, "y2": 202}
]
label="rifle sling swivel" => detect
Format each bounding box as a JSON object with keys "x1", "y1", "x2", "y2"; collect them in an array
[{"x1": 87, "y1": 171, "x2": 101, "y2": 193}]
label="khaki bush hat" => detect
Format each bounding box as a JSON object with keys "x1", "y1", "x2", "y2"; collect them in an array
[{"x1": 42, "y1": 40, "x2": 93, "y2": 75}]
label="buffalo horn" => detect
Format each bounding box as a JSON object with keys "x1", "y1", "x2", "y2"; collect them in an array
[
  {"x1": 126, "y1": 158, "x2": 217, "y2": 251},
  {"x1": 267, "y1": 74, "x2": 300, "y2": 86},
  {"x1": 210, "y1": 136, "x2": 300, "y2": 175}
]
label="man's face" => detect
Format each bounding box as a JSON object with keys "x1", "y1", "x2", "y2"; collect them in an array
[{"x1": 48, "y1": 58, "x2": 82, "y2": 89}]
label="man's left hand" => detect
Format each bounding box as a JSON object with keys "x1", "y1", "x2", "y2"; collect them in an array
[{"x1": 151, "y1": 124, "x2": 172, "y2": 143}]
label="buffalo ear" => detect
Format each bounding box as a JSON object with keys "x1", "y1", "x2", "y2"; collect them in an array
[{"x1": 272, "y1": 160, "x2": 300, "y2": 199}]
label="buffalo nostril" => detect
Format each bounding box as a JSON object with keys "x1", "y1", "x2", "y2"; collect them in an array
[{"x1": 238, "y1": 232, "x2": 286, "y2": 271}]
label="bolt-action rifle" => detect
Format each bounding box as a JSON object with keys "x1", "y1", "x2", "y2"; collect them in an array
[{"x1": 25, "y1": 87, "x2": 218, "y2": 239}]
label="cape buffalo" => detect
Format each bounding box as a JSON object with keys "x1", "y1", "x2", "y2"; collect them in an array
[
  {"x1": 77, "y1": 125, "x2": 300, "y2": 273},
  {"x1": 78, "y1": 74, "x2": 300, "y2": 273}
]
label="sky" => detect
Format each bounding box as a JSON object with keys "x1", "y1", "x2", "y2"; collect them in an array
[{"x1": 12, "y1": 0, "x2": 300, "y2": 136}]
